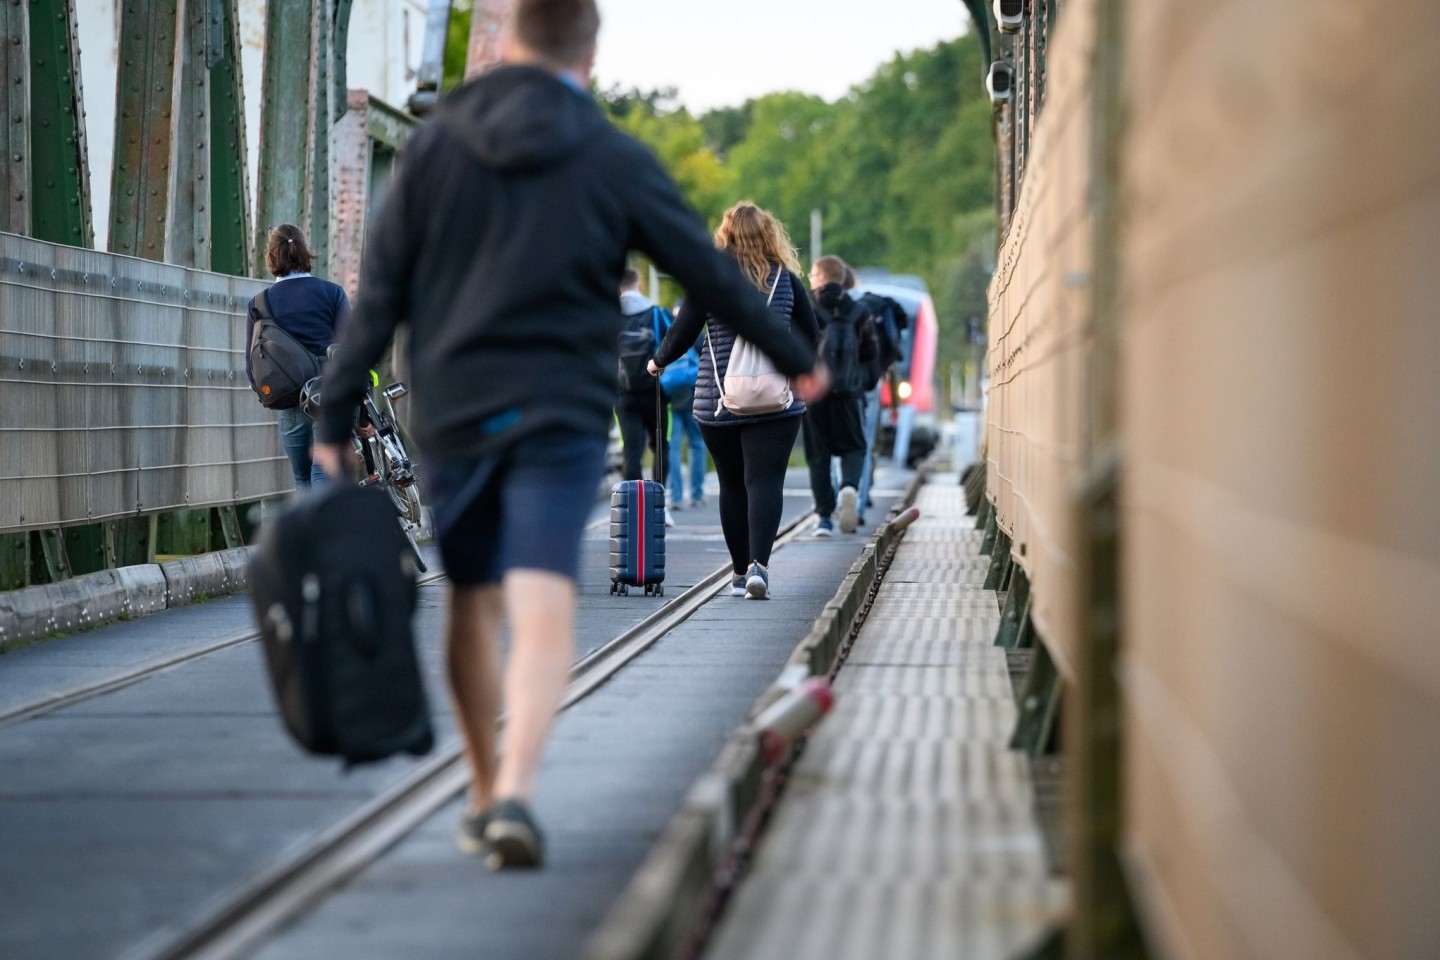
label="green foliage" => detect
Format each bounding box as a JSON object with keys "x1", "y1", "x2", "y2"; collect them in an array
[
  {"x1": 599, "y1": 33, "x2": 996, "y2": 407},
  {"x1": 442, "y1": 0, "x2": 473, "y2": 92},
  {"x1": 598, "y1": 86, "x2": 735, "y2": 229},
  {"x1": 700, "y1": 102, "x2": 754, "y2": 160}
]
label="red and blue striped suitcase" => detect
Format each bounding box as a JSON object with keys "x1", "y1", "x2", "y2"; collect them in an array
[
  {"x1": 609, "y1": 477, "x2": 665, "y2": 596},
  {"x1": 609, "y1": 384, "x2": 666, "y2": 597}
]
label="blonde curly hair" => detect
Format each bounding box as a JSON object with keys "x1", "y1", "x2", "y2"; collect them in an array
[{"x1": 713, "y1": 202, "x2": 802, "y2": 290}]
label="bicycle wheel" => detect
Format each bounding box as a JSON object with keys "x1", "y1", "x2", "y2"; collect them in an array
[{"x1": 379, "y1": 436, "x2": 424, "y2": 526}]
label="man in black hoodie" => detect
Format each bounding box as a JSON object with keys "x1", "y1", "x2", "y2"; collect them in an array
[
  {"x1": 314, "y1": 0, "x2": 825, "y2": 870},
  {"x1": 804, "y1": 255, "x2": 877, "y2": 537}
]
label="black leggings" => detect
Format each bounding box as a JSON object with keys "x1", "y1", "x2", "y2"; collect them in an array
[{"x1": 699, "y1": 416, "x2": 802, "y2": 574}]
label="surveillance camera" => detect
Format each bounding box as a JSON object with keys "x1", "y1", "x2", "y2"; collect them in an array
[
  {"x1": 994, "y1": 0, "x2": 1025, "y2": 34},
  {"x1": 986, "y1": 62, "x2": 1013, "y2": 103}
]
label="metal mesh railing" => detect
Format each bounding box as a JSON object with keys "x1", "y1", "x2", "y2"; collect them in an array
[{"x1": 0, "y1": 231, "x2": 290, "y2": 532}]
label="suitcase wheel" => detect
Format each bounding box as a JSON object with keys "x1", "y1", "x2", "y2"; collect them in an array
[
  {"x1": 654, "y1": 584, "x2": 664, "y2": 598},
  {"x1": 619, "y1": 583, "x2": 629, "y2": 597},
  {"x1": 610, "y1": 581, "x2": 617, "y2": 595}
]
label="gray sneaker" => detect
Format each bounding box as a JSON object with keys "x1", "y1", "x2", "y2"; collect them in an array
[
  {"x1": 730, "y1": 574, "x2": 747, "y2": 598},
  {"x1": 484, "y1": 798, "x2": 544, "y2": 869},
  {"x1": 745, "y1": 561, "x2": 770, "y2": 600},
  {"x1": 455, "y1": 809, "x2": 490, "y2": 856},
  {"x1": 837, "y1": 486, "x2": 859, "y2": 534}
]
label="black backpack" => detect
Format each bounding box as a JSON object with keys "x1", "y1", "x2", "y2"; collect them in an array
[
  {"x1": 857, "y1": 292, "x2": 905, "y2": 389},
  {"x1": 249, "y1": 483, "x2": 433, "y2": 766},
  {"x1": 248, "y1": 289, "x2": 322, "y2": 409},
  {"x1": 820, "y1": 300, "x2": 876, "y2": 397},
  {"x1": 617, "y1": 306, "x2": 666, "y2": 394},
  {"x1": 859, "y1": 292, "x2": 906, "y2": 369}
]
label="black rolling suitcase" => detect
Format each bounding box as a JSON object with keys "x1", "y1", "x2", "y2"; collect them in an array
[
  {"x1": 249, "y1": 483, "x2": 434, "y2": 765},
  {"x1": 610, "y1": 386, "x2": 666, "y2": 597}
]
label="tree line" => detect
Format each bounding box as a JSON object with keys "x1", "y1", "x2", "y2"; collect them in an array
[
  {"x1": 598, "y1": 34, "x2": 996, "y2": 401},
  {"x1": 442, "y1": 8, "x2": 995, "y2": 402}
]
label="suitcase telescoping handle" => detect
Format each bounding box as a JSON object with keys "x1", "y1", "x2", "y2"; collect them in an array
[{"x1": 656, "y1": 381, "x2": 664, "y2": 484}]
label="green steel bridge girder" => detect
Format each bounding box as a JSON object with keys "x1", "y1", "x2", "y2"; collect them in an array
[
  {"x1": 110, "y1": 0, "x2": 179, "y2": 260},
  {"x1": 29, "y1": 0, "x2": 92, "y2": 247},
  {"x1": 170, "y1": 0, "x2": 213, "y2": 268},
  {"x1": 1, "y1": 0, "x2": 29, "y2": 236},
  {"x1": 255, "y1": 0, "x2": 353, "y2": 279},
  {"x1": 209, "y1": 0, "x2": 251, "y2": 277}
]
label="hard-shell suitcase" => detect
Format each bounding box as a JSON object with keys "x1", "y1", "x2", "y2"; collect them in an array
[
  {"x1": 609, "y1": 477, "x2": 666, "y2": 596},
  {"x1": 610, "y1": 385, "x2": 666, "y2": 597},
  {"x1": 249, "y1": 483, "x2": 434, "y2": 765}
]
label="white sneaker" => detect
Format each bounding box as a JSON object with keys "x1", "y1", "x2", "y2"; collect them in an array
[
  {"x1": 665, "y1": 507, "x2": 676, "y2": 527},
  {"x1": 837, "y1": 486, "x2": 859, "y2": 534}
]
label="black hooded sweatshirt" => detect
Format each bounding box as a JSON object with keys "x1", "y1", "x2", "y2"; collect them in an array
[{"x1": 316, "y1": 66, "x2": 816, "y2": 459}]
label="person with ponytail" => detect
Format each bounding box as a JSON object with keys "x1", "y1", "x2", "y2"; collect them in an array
[
  {"x1": 245, "y1": 224, "x2": 349, "y2": 489},
  {"x1": 650, "y1": 202, "x2": 820, "y2": 601}
]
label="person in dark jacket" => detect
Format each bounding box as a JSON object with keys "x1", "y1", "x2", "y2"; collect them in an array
[
  {"x1": 313, "y1": 0, "x2": 826, "y2": 870},
  {"x1": 651, "y1": 202, "x2": 820, "y2": 601},
  {"x1": 615, "y1": 268, "x2": 670, "y2": 510},
  {"x1": 804, "y1": 255, "x2": 876, "y2": 536},
  {"x1": 245, "y1": 224, "x2": 349, "y2": 490}
]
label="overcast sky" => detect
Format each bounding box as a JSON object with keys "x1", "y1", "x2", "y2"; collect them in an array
[{"x1": 591, "y1": 0, "x2": 973, "y2": 114}]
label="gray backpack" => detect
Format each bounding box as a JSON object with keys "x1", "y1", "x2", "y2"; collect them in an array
[{"x1": 248, "y1": 289, "x2": 321, "y2": 409}]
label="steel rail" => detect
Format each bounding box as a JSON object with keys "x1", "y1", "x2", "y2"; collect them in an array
[
  {"x1": 131, "y1": 512, "x2": 816, "y2": 960},
  {"x1": 0, "y1": 571, "x2": 451, "y2": 732}
]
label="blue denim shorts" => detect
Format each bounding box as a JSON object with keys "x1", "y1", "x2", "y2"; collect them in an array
[{"x1": 425, "y1": 429, "x2": 607, "y2": 586}]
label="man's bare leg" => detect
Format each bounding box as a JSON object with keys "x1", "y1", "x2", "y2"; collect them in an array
[
  {"x1": 445, "y1": 584, "x2": 504, "y2": 815},
  {"x1": 492, "y1": 568, "x2": 576, "y2": 801}
]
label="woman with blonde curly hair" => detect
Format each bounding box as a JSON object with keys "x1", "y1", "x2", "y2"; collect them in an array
[{"x1": 650, "y1": 202, "x2": 821, "y2": 599}]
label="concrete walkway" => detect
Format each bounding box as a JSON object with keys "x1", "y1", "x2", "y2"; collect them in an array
[{"x1": 705, "y1": 477, "x2": 1067, "y2": 960}]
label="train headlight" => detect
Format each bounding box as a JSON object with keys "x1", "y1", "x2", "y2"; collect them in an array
[{"x1": 898, "y1": 381, "x2": 913, "y2": 401}]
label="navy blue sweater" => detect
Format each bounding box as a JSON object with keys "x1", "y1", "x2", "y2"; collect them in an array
[{"x1": 244, "y1": 275, "x2": 350, "y2": 384}]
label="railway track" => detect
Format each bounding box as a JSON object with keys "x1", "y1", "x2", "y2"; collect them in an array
[
  {"x1": 0, "y1": 571, "x2": 452, "y2": 733},
  {"x1": 1, "y1": 504, "x2": 623, "y2": 733},
  {"x1": 115, "y1": 512, "x2": 815, "y2": 960}
]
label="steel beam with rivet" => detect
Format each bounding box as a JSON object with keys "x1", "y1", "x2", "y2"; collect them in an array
[
  {"x1": 27, "y1": 0, "x2": 91, "y2": 246},
  {"x1": 110, "y1": 0, "x2": 180, "y2": 259}
]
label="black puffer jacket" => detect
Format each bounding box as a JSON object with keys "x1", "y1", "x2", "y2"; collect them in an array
[
  {"x1": 655, "y1": 263, "x2": 818, "y2": 427},
  {"x1": 316, "y1": 66, "x2": 816, "y2": 459}
]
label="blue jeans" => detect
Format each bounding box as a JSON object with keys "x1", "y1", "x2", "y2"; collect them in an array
[
  {"x1": 857, "y1": 386, "x2": 882, "y2": 510},
  {"x1": 666, "y1": 390, "x2": 706, "y2": 502},
  {"x1": 276, "y1": 407, "x2": 328, "y2": 490}
]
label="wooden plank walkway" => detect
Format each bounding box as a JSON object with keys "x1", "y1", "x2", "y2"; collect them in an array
[{"x1": 705, "y1": 478, "x2": 1067, "y2": 960}]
